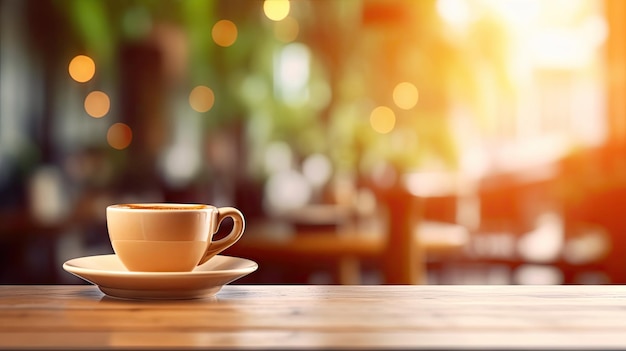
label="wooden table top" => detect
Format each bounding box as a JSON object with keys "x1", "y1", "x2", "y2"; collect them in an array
[
  {"x1": 233, "y1": 220, "x2": 469, "y2": 258},
  {"x1": 2, "y1": 284, "x2": 626, "y2": 350}
]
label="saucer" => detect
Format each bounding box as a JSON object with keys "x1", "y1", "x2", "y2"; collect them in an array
[{"x1": 63, "y1": 254, "x2": 258, "y2": 300}]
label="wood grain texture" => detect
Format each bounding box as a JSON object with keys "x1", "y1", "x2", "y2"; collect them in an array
[{"x1": 2, "y1": 285, "x2": 626, "y2": 349}]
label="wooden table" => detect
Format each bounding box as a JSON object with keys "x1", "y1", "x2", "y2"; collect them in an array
[
  {"x1": 2, "y1": 285, "x2": 626, "y2": 350},
  {"x1": 227, "y1": 220, "x2": 468, "y2": 285}
]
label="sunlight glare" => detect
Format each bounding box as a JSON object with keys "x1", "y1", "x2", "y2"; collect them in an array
[{"x1": 436, "y1": 0, "x2": 471, "y2": 28}]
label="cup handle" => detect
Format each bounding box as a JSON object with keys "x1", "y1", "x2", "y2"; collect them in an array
[{"x1": 198, "y1": 207, "x2": 246, "y2": 265}]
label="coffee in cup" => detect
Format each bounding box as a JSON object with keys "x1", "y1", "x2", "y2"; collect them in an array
[{"x1": 106, "y1": 203, "x2": 245, "y2": 272}]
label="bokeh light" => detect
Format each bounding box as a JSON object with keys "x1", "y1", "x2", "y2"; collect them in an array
[
  {"x1": 370, "y1": 106, "x2": 396, "y2": 134},
  {"x1": 274, "y1": 16, "x2": 299, "y2": 42},
  {"x1": 212, "y1": 20, "x2": 238, "y2": 47},
  {"x1": 302, "y1": 153, "x2": 332, "y2": 187},
  {"x1": 84, "y1": 91, "x2": 110, "y2": 118},
  {"x1": 436, "y1": 0, "x2": 471, "y2": 29},
  {"x1": 264, "y1": 169, "x2": 312, "y2": 214},
  {"x1": 68, "y1": 55, "x2": 95, "y2": 83},
  {"x1": 264, "y1": 141, "x2": 293, "y2": 174},
  {"x1": 393, "y1": 82, "x2": 419, "y2": 110},
  {"x1": 107, "y1": 123, "x2": 133, "y2": 150},
  {"x1": 263, "y1": 0, "x2": 290, "y2": 21},
  {"x1": 274, "y1": 43, "x2": 310, "y2": 104},
  {"x1": 161, "y1": 143, "x2": 201, "y2": 187},
  {"x1": 189, "y1": 85, "x2": 215, "y2": 112}
]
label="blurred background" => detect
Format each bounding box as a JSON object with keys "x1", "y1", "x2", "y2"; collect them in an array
[{"x1": 2, "y1": 0, "x2": 626, "y2": 285}]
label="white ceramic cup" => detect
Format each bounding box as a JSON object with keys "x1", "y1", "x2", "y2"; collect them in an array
[{"x1": 106, "y1": 203, "x2": 245, "y2": 272}]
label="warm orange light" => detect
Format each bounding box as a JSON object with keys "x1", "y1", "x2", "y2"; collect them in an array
[
  {"x1": 107, "y1": 123, "x2": 132, "y2": 150},
  {"x1": 84, "y1": 91, "x2": 110, "y2": 118},
  {"x1": 393, "y1": 82, "x2": 419, "y2": 110},
  {"x1": 68, "y1": 55, "x2": 95, "y2": 83},
  {"x1": 212, "y1": 20, "x2": 238, "y2": 47},
  {"x1": 370, "y1": 106, "x2": 396, "y2": 134},
  {"x1": 264, "y1": 0, "x2": 290, "y2": 21},
  {"x1": 274, "y1": 16, "x2": 299, "y2": 42},
  {"x1": 189, "y1": 86, "x2": 215, "y2": 112}
]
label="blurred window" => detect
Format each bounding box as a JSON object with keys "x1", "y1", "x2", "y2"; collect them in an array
[{"x1": 440, "y1": 0, "x2": 607, "y2": 175}]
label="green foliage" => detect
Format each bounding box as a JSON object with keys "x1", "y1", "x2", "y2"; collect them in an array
[{"x1": 57, "y1": 0, "x2": 512, "y2": 178}]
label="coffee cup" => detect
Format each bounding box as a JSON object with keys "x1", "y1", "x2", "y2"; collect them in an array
[{"x1": 106, "y1": 203, "x2": 245, "y2": 272}]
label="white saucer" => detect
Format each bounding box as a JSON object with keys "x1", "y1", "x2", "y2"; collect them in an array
[{"x1": 63, "y1": 254, "x2": 258, "y2": 300}]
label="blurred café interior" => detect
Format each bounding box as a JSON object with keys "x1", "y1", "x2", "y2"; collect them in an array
[{"x1": 2, "y1": 0, "x2": 626, "y2": 286}]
